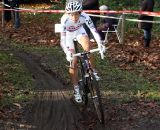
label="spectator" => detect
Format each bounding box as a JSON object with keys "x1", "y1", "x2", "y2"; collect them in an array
[
  {"x1": 4, "y1": 0, "x2": 20, "y2": 29},
  {"x1": 82, "y1": 0, "x2": 100, "y2": 40},
  {"x1": 97, "y1": 5, "x2": 118, "y2": 41},
  {"x1": 4, "y1": 0, "x2": 11, "y2": 23},
  {"x1": 138, "y1": 0, "x2": 154, "y2": 48}
]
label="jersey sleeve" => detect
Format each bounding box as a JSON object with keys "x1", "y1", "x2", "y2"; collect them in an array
[
  {"x1": 60, "y1": 14, "x2": 67, "y2": 53},
  {"x1": 83, "y1": 13, "x2": 102, "y2": 44}
]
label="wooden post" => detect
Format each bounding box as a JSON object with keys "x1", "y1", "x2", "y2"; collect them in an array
[
  {"x1": 1, "y1": 0, "x2": 4, "y2": 27},
  {"x1": 120, "y1": 13, "x2": 126, "y2": 44}
]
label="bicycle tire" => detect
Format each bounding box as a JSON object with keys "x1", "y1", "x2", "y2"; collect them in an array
[
  {"x1": 78, "y1": 58, "x2": 88, "y2": 105},
  {"x1": 74, "y1": 41, "x2": 89, "y2": 105},
  {"x1": 78, "y1": 80, "x2": 88, "y2": 105},
  {"x1": 88, "y1": 73, "x2": 104, "y2": 124}
]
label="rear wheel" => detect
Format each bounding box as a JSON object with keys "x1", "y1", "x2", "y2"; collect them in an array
[{"x1": 88, "y1": 73, "x2": 104, "y2": 124}]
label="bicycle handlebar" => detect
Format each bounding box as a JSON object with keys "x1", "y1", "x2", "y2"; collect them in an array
[
  {"x1": 73, "y1": 48, "x2": 105, "y2": 59},
  {"x1": 99, "y1": 49, "x2": 105, "y2": 60}
]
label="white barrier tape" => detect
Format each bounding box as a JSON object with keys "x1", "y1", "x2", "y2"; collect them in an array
[
  {"x1": 1, "y1": 2, "x2": 10, "y2": 8},
  {"x1": 1, "y1": 2, "x2": 33, "y2": 11},
  {"x1": 88, "y1": 13, "x2": 160, "y2": 24},
  {"x1": 1, "y1": 2, "x2": 18, "y2": 10},
  {"x1": 88, "y1": 13, "x2": 121, "y2": 20},
  {"x1": 126, "y1": 18, "x2": 160, "y2": 24}
]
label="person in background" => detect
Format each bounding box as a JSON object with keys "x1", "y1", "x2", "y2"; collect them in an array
[
  {"x1": 4, "y1": 0, "x2": 20, "y2": 29},
  {"x1": 82, "y1": 0, "x2": 100, "y2": 41},
  {"x1": 3, "y1": 0, "x2": 11, "y2": 24},
  {"x1": 138, "y1": 0, "x2": 154, "y2": 48},
  {"x1": 97, "y1": 5, "x2": 118, "y2": 41}
]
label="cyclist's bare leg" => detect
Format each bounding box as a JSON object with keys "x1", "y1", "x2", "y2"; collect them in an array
[
  {"x1": 79, "y1": 35, "x2": 100, "y2": 80},
  {"x1": 79, "y1": 35, "x2": 95, "y2": 69},
  {"x1": 69, "y1": 58, "x2": 78, "y2": 87},
  {"x1": 69, "y1": 58, "x2": 82, "y2": 103}
]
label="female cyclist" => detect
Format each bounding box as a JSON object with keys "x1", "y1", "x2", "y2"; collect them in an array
[{"x1": 60, "y1": 1, "x2": 105, "y2": 103}]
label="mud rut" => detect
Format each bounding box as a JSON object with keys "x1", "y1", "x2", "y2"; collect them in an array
[
  {"x1": 14, "y1": 51, "x2": 106, "y2": 130},
  {"x1": 2, "y1": 43, "x2": 160, "y2": 130}
]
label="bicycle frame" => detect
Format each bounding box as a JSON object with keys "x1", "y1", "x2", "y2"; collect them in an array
[
  {"x1": 73, "y1": 48, "x2": 99, "y2": 82},
  {"x1": 72, "y1": 41, "x2": 105, "y2": 124},
  {"x1": 79, "y1": 52, "x2": 92, "y2": 72}
]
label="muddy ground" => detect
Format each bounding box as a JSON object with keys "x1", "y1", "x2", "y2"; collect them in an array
[
  {"x1": 1, "y1": 2, "x2": 160, "y2": 130},
  {"x1": 1, "y1": 43, "x2": 160, "y2": 130}
]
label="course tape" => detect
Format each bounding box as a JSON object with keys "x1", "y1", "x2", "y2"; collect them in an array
[
  {"x1": 1, "y1": 2, "x2": 160, "y2": 24},
  {"x1": 86, "y1": 10, "x2": 160, "y2": 17},
  {"x1": 1, "y1": 7, "x2": 160, "y2": 17},
  {"x1": 0, "y1": 2, "x2": 160, "y2": 17}
]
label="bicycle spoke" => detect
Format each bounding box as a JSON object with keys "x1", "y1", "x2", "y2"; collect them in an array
[
  {"x1": 78, "y1": 58, "x2": 88, "y2": 105},
  {"x1": 88, "y1": 73, "x2": 104, "y2": 124}
]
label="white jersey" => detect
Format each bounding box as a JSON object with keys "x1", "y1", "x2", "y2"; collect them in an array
[{"x1": 60, "y1": 12, "x2": 101, "y2": 53}]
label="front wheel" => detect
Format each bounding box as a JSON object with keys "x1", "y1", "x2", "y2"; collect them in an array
[
  {"x1": 79, "y1": 80, "x2": 88, "y2": 105},
  {"x1": 88, "y1": 73, "x2": 104, "y2": 124}
]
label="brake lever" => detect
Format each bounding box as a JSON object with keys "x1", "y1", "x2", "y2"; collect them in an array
[{"x1": 100, "y1": 51, "x2": 105, "y2": 59}]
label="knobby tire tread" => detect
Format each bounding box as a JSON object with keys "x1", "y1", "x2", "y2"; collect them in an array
[{"x1": 88, "y1": 73, "x2": 104, "y2": 124}]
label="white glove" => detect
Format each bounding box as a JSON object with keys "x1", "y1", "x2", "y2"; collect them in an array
[
  {"x1": 98, "y1": 42, "x2": 106, "y2": 53},
  {"x1": 66, "y1": 51, "x2": 73, "y2": 62}
]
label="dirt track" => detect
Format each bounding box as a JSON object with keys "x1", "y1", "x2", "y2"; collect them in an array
[
  {"x1": 13, "y1": 46, "x2": 160, "y2": 130},
  {"x1": 14, "y1": 51, "x2": 106, "y2": 130},
  {"x1": 1, "y1": 43, "x2": 160, "y2": 130}
]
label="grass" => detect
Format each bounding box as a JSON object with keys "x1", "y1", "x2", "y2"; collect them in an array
[
  {"x1": 0, "y1": 44, "x2": 34, "y2": 107},
  {"x1": 8, "y1": 41, "x2": 160, "y2": 103},
  {"x1": 96, "y1": 57, "x2": 160, "y2": 102},
  {"x1": 0, "y1": 5, "x2": 160, "y2": 106},
  {"x1": 1, "y1": 35, "x2": 160, "y2": 108},
  {"x1": 13, "y1": 42, "x2": 71, "y2": 83}
]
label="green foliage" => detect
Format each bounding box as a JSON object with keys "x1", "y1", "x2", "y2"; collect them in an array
[
  {"x1": 95, "y1": 55, "x2": 160, "y2": 102},
  {"x1": 0, "y1": 51, "x2": 34, "y2": 107},
  {"x1": 28, "y1": 45, "x2": 70, "y2": 83},
  {"x1": 19, "y1": 43, "x2": 160, "y2": 103},
  {"x1": 100, "y1": 0, "x2": 160, "y2": 8}
]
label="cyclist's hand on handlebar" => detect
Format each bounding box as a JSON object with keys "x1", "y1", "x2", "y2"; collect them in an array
[{"x1": 66, "y1": 51, "x2": 73, "y2": 62}]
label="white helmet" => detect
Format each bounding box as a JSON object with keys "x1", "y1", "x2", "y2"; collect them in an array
[
  {"x1": 65, "y1": 1, "x2": 82, "y2": 13},
  {"x1": 99, "y1": 5, "x2": 108, "y2": 10}
]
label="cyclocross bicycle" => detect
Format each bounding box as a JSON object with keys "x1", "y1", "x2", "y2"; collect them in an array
[{"x1": 72, "y1": 41, "x2": 105, "y2": 124}]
